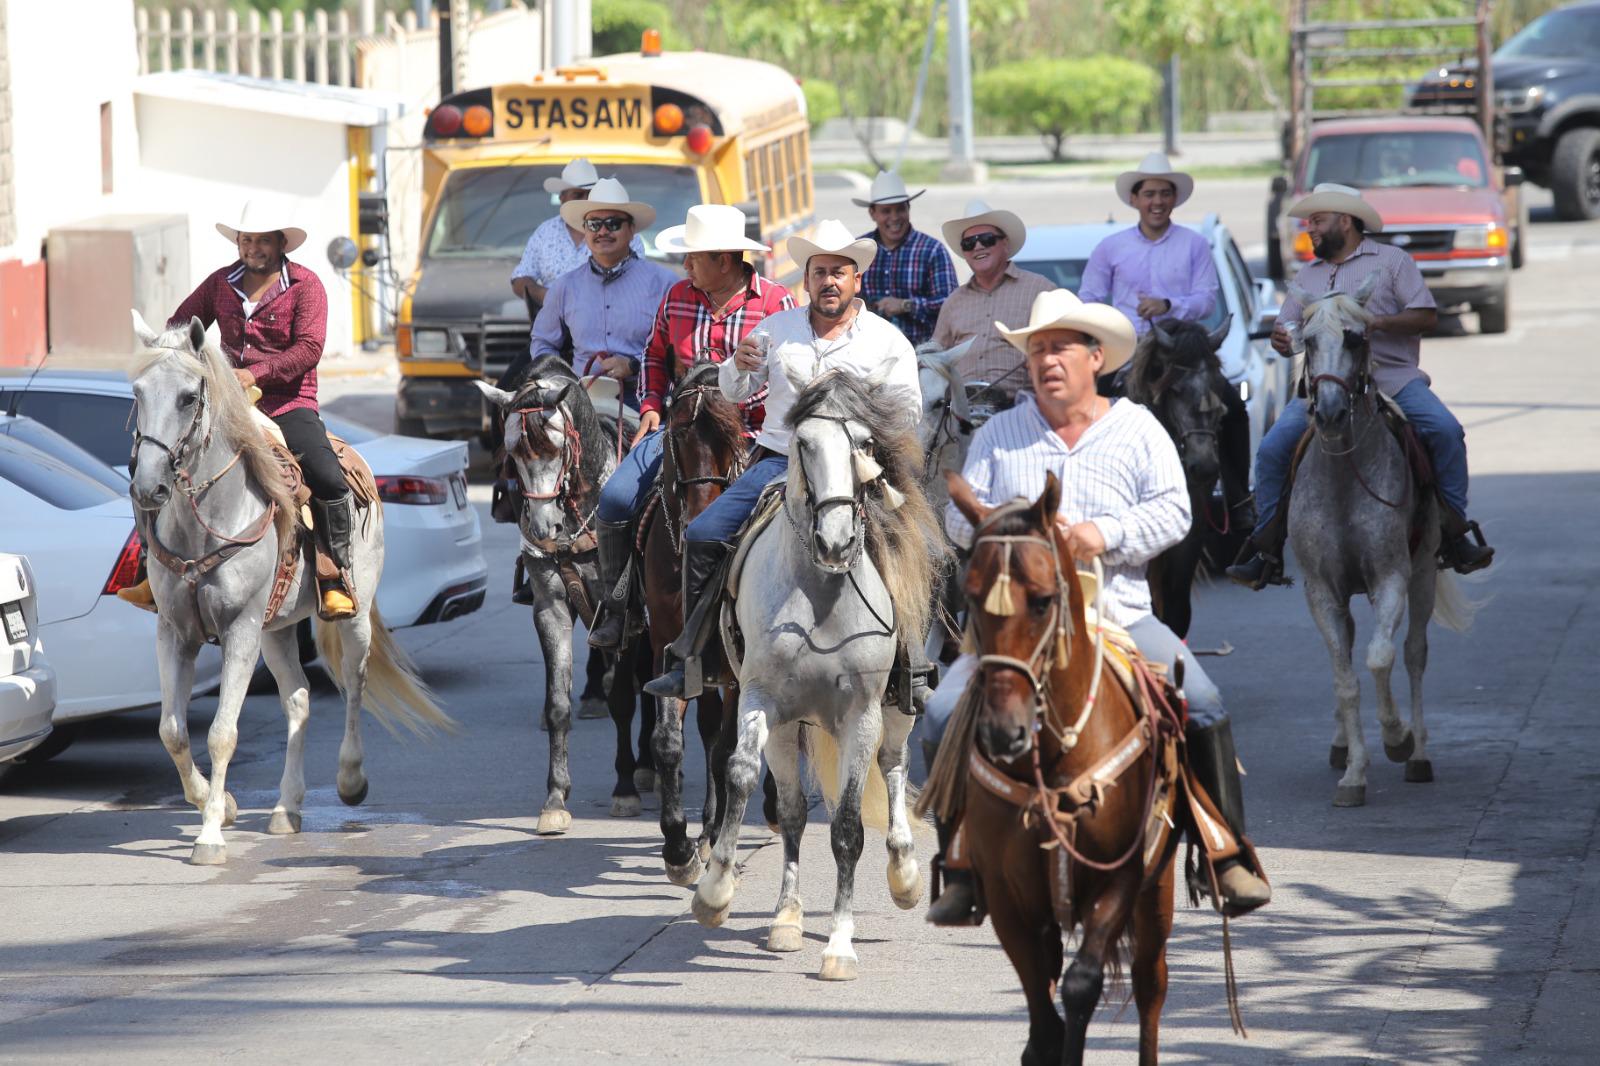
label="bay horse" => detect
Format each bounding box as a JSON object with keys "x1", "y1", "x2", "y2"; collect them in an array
[
  {"x1": 1125, "y1": 317, "x2": 1233, "y2": 640},
  {"x1": 128, "y1": 313, "x2": 451, "y2": 865},
  {"x1": 1288, "y1": 283, "x2": 1475, "y2": 807},
  {"x1": 475, "y1": 361, "x2": 656, "y2": 833}
]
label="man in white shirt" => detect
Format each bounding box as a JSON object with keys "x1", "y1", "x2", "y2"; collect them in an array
[
  {"x1": 923, "y1": 288, "x2": 1271, "y2": 925},
  {"x1": 644, "y1": 219, "x2": 925, "y2": 703}
]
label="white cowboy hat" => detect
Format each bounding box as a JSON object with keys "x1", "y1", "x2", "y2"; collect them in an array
[
  {"x1": 558, "y1": 176, "x2": 657, "y2": 231},
  {"x1": 655, "y1": 204, "x2": 768, "y2": 255},
  {"x1": 850, "y1": 170, "x2": 927, "y2": 208},
  {"x1": 1287, "y1": 181, "x2": 1385, "y2": 234},
  {"x1": 996, "y1": 289, "x2": 1137, "y2": 375},
  {"x1": 1114, "y1": 150, "x2": 1195, "y2": 209},
  {"x1": 787, "y1": 218, "x2": 878, "y2": 274},
  {"x1": 940, "y1": 199, "x2": 1027, "y2": 256},
  {"x1": 543, "y1": 157, "x2": 600, "y2": 195},
  {"x1": 216, "y1": 201, "x2": 306, "y2": 254}
]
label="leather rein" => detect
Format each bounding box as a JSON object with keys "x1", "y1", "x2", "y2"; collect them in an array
[
  {"x1": 658, "y1": 376, "x2": 747, "y2": 552},
  {"x1": 1304, "y1": 335, "x2": 1408, "y2": 511},
  {"x1": 510, "y1": 398, "x2": 600, "y2": 557}
]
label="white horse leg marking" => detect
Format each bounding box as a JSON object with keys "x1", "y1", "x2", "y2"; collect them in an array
[
  {"x1": 1367, "y1": 573, "x2": 1411, "y2": 759},
  {"x1": 335, "y1": 611, "x2": 374, "y2": 806},
  {"x1": 877, "y1": 702, "x2": 922, "y2": 910},
  {"x1": 261, "y1": 626, "x2": 311, "y2": 834},
  {"x1": 531, "y1": 573, "x2": 574, "y2": 834},
  {"x1": 191, "y1": 625, "x2": 261, "y2": 864},
  {"x1": 694, "y1": 694, "x2": 769, "y2": 927},
  {"x1": 820, "y1": 705, "x2": 878, "y2": 981},
  {"x1": 765, "y1": 721, "x2": 807, "y2": 952},
  {"x1": 1307, "y1": 582, "x2": 1368, "y2": 806},
  {"x1": 155, "y1": 622, "x2": 211, "y2": 809}
]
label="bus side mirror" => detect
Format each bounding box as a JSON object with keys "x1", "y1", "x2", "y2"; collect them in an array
[{"x1": 734, "y1": 200, "x2": 762, "y2": 246}]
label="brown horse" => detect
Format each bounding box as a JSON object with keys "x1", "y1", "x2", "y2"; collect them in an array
[{"x1": 940, "y1": 471, "x2": 1188, "y2": 1066}]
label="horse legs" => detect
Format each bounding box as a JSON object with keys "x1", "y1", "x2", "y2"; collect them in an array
[
  {"x1": 1367, "y1": 573, "x2": 1414, "y2": 764},
  {"x1": 332, "y1": 610, "x2": 374, "y2": 806},
  {"x1": 819, "y1": 703, "x2": 879, "y2": 982},
  {"x1": 154, "y1": 622, "x2": 215, "y2": 814},
  {"x1": 607, "y1": 644, "x2": 642, "y2": 819},
  {"x1": 695, "y1": 686, "x2": 725, "y2": 860},
  {"x1": 1403, "y1": 563, "x2": 1437, "y2": 783},
  {"x1": 188, "y1": 622, "x2": 262, "y2": 865},
  {"x1": 988, "y1": 893, "x2": 1064, "y2": 1066},
  {"x1": 1061, "y1": 870, "x2": 1141, "y2": 1065},
  {"x1": 1131, "y1": 866, "x2": 1177, "y2": 1066},
  {"x1": 693, "y1": 686, "x2": 770, "y2": 927},
  {"x1": 765, "y1": 720, "x2": 808, "y2": 952},
  {"x1": 1306, "y1": 581, "x2": 1368, "y2": 806},
  {"x1": 260, "y1": 625, "x2": 311, "y2": 834},
  {"x1": 578, "y1": 647, "x2": 608, "y2": 719},
  {"x1": 634, "y1": 639, "x2": 657, "y2": 792},
  {"x1": 532, "y1": 575, "x2": 574, "y2": 834},
  {"x1": 877, "y1": 705, "x2": 922, "y2": 910}
]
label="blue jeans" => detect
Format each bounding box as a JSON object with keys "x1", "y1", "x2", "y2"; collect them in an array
[
  {"x1": 684, "y1": 454, "x2": 788, "y2": 545},
  {"x1": 597, "y1": 430, "x2": 662, "y2": 523},
  {"x1": 1251, "y1": 380, "x2": 1469, "y2": 538}
]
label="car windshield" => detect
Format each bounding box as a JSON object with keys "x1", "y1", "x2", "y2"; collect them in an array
[
  {"x1": 0, "y1": 435, "x2": 123, "y2": 510},
  {"x1": 1307, "y1": 131, "x2": 1490, "y2": 189},
  {"x1": 0, "y1": 416, "x2": 128, "y2": 493},
  {"x1": 1498, "y1": 7, "x2": 1600, "y2": 60},
  {"x1": 0, "y1": 388, "x2": 136, "y2": 469},
  {"x1": 425, "y1": 163, "x2": 704, "y2": 260}
]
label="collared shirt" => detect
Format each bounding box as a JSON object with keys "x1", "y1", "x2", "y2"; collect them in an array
[
  {"x1": 639, "y1": 267, "x2": 796, "y2": 432},
  {"x1": 530, "y1": 253, "x2": 677, "y2": 380},
  {"x1": 510, "y1": 215, "x2": 647, "y2": 286},
  {"x1": 857, "y1": 226, "x2": 958, "y2": 346},
  {"x1": 1276, "y1": 237, "x2": 1437, "y2": 397},
  {"x1": 932, "y1": 263, "x2": 1056, "y2": 398},
  {"x1": 719, "y1": 300, "x2": 922, "y2": 456},
  {"x1": 1078, "y1": 224, "x2": 1218, "y2": 335},
  {"x1": 945, "y1": 394, "x2": 1190, "y2": 627},
  {"x1": 168, "y1": 258, "x2": 328, "y2": 418}
]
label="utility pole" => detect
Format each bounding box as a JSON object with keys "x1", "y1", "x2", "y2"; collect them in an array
[
  {"x1": 436, "y1": 0, "x2": 453, "y2": 97},
  {"x1": 941, "y1": 0, "x2": 986, "y2": 183},
  {"x1": 1163, "y1": 56, "x2": 1181, "y2": 156},
  {"x1": 550, "y1": 0, "x2": 574, "y2": 67}
]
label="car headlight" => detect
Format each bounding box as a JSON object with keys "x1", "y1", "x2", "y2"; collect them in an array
[
  {"x1": 1453, "y1": 224, "x2": 1507, "y2": 252},
  {"x1": 412, "y1": 328, "x2": 451, "y2": 356},
  {"x1": 1495, "y1": 86, "x2": 1544, "y2": 113}
]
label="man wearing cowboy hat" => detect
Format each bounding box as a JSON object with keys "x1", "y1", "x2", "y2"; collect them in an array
[
  {"x1": 932, "y1": 199, "x2": 1054, "y2": 403},
  {"x1": 644, "y1": 218, "x2": 927, "y2": 705},
  {"x1": 584, "y1": 204, "x2": 795, "y2": 651},
  {"x1": 116, "y1": 201, "x2": 358, "y2": 619},
  {"x1": 510, "y1": 158, "x2": 646, "y2": 308},
  {"x1": 853, "y1": 170, "x2": 957, "y2": 347},
  {"x1": 1226, "y1": 183, "x2": 1493, "y2": 589},
  {"x1": 921, "y1": 287, "x2": 1273, "y2": 925}
]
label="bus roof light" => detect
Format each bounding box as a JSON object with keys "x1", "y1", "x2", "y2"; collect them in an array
[
  {"x1": 429, "y1": 104, "x2": 462, "y2": 137},
  {"x1": 654, "y1": 103, "x2": 684, "y2": 135},
  {"x1": 641, "y1": 29, "x2": 662, "y2": 57},
  {"x1": 462, "y1": 104, "x2": 493, "y2": 137},
  {"x1": 686, "y1": 124, "x2": 714, "y2": 155}
]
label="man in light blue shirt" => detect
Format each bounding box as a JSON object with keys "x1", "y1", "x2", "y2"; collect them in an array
[{"x1": 509, "y1": 158, "x2": 646, "y2": 309}]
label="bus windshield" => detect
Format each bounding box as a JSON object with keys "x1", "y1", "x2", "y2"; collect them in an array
[{"x1": 425, "y1": 163, "x2": 704, "y2": 260}]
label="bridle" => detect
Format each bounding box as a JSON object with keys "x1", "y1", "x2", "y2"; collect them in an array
[
  {"x1": 784, "y1": 415, "x2": 870, "y2": 574},
  {"x1": 508, "y1": 393, "x2": 598, "y2": 556},
  {"x1": 919, "y1": 357, "x2": 974, "y2": 483},
  {"x1": 659, "y1": 372, "x2": 746, "y2": 551},
  {"x1": 1300, "y1": 316, "x2": 1406, "y2": 508}
]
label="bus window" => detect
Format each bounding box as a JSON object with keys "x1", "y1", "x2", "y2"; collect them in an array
[
  {"x1": 772, "y1": 142, "x2": 791, "y2": 221},
  {"x1": 783, "y1": 136, "x2": 802, "y2": 220}
]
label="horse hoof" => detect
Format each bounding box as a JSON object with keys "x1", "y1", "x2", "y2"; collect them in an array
[
  {"x1": 888, "y1": 862, "x2": 923, "y2": 910},
  {"x1": 578, "y1": 697, "x2": 609, "y2": 720},
  {"x1": 818, "y1": 954, "x2": 859, "y2": 982},
  {"x1": 610, "y1": 794, "x2": 642, "y2": 818},
  {"x1": 222, "y1": 792, "x2": 238, "y2": 827},
  {"x1": 339, "y1": 779, "x2": 369, "y2": 807},
  {"x1": 634, "y1": 768, "x2": 657, "y2": 793},
  {"x1": 267, "y1": 810, "x2": 302, "y2": 835},
  {"x1": 1405, "y1": 759, "x2": 1434, "y2": 783},
  {"x1": 690, "y1": 892, "x2": 730, "y2": 929},
  {"x1": 767, "y1": 923, "x2": 804, "y2": 952},
  {"x1": 1329, "y1": 744, "x2": 1349, "y2": 770},
  {"x1": 537, "y1": 809, "x2": 572, "y2": 835},
  {"x1": 665, "y1": 856, "x2": 703, "y2": 888},
  {"x1": 189, "y1": 842, "x2": 227, "y2": 866},
  {"x1": 1333, "y1": 784, "x2": 1367, "y2": 808},
  {"x1": 1383, "y1": 732, "x2": 1415, "y2": 763}
]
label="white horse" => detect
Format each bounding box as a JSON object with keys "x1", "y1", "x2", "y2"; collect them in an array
[
  {"x1": 915, "y1": 336, "x2": 976, "y2": 513},
  {"x1": 129, "y1": 313, "x2": 451, "y2": 865},
  {"x1": 692, "y1": 360, "x2": 946, "y2": 981}
]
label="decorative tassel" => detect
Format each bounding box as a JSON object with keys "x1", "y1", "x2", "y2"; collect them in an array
[
  {"x1": 984, "y1": 544, "x2": 1015, "y2": 616},
  {"x1": 852, "y1": 448, "x2": 883, "y2": 483},
  {"x1": 882, "y1": 481, "x2": 907, "y2": 510},
  {"x1": 1053, "y1": 623, "x2": 1071, "y2": 668}
]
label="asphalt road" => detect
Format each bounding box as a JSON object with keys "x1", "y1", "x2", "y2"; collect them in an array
[{"x1": 2, "y1": 179, "x2": 1597, "y2": 1065}]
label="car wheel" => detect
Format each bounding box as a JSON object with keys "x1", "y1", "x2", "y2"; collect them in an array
[
  {"x1": 15, "y1": 724, "x2": 77, "y2": 764},
  {"x1": 1477, "y1": 296, "x2": 1510, "y2": 335},
  {"x1": 1550, "y1": 128, "x2": 1600, "y2": 222}
]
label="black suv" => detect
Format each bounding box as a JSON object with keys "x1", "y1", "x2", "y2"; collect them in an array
[{"x1": 1411, "y1": 0, "x2": 1600, "y2": 220}]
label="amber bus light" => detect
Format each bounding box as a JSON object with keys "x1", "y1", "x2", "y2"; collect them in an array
[
  {"x1": 654, "y1": 102, "x2": 684, "y2": 135},
  {"x1": 462, "y1": 105, "x2": 493, "y2": 137}
]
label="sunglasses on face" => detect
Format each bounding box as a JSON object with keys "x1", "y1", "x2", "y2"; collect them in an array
[
  {"x1": 960, "y1": 232, "x2": 1003, "y2": 252},
  {"x1": 584, "y1": 217, "x2": 630, "y2": 233}
]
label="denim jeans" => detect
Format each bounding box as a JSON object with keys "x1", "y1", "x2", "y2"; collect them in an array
[
  {"x1": 684, "y1": 454, "x2": 789, "y2": 545},
  {"x1": 596, "y1": 430, "x2": 663, "y2": 523}
]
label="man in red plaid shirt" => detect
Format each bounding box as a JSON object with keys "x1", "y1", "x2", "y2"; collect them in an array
[{"x1": 586, "y1": 204, "x2": 795, "y2": 650}]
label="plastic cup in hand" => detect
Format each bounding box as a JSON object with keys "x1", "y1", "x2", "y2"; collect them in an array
[{"x1": 1282, "y1": 320, "x2": 1305, "y2": 354}]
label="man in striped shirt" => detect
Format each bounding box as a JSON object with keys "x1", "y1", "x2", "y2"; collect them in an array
[
  {"x1": 924, "y1": 288, "x2": 1272, "y2": 925},
  {"x1": 853, "y1": 171, "x2": 957, "y2": 346}
]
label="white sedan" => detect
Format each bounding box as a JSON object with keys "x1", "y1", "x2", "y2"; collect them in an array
[{"x1": 0, "y1": 553, "x2": 56, "y2": 764}]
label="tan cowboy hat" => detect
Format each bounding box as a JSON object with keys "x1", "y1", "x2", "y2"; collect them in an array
[
  {"x1": 1114, "y1": 150, "x2": 1195, "y2": 209},
  {"x1": 216, "y1": 200, "x2": 306, "y2": 253},
  {"x1": 787, "y1": 218, "x2": 878, "y2": 273},
  {"x1": 655, "y1": 203, "x2": 768, "y2": 255},
  {"x1": 543, "y1": 157, "x2": 600, "y2": 195},
  {"x1": 941, "y1": 199, "x2": 1027, "y2": 256},
  {"x1": 996, "y1": 289, "x2": 1137, "y2": 375},
  {"x1": 558, "y1": 176, "x2": 657, "y2": 231},
  {"x1": 1288, "y1": 181, "x2": 1385, "y2": 233},
  {"x1": 850, "y1": 170, "x2": 927, "y2": 208}
]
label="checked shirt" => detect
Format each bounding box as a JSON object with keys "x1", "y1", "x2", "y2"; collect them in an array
[{"x1": 857, "y1": 227, "x2": 957, "y2": 346}]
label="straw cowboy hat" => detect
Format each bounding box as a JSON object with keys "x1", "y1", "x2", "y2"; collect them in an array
[
  {"x1": 1287, "y1": 181, "x2": 1385, "y2": 233},
  {"x1": 655, "y1": 204, "x2": 768, "y2": 255},
  {"x1": 216, "y1": 201, "x2": 306, "y2": 253},
  {"x1": 940, "y1": 199, "x2": 1027, "y2": 256},
  {"x1": 850, "y1": 170, "x2": 927, "y2": 208},
  {"x1": 559, "y1": 176, "x2": 657, "y2": 231},
  {"x1": 996, "y1": 288, "x2": 1137, "y2": 374},
  {"x1": 1114, "y1": 150, "x2": 1195, "y2": 209},
  {"x1": 543, "y1": 157, "x2": 600, "y2": 195},
  {"x1": 787, "y1": 218, "x2": 878, "y2": 273}
]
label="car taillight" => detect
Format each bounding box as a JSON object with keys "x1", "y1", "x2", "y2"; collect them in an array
[
  {"x1": 103, "y1": 529, "x2": 142, "y2": 595},
  {"x1": 375, "y1": 475, "x2": 448, "y2": 505}
]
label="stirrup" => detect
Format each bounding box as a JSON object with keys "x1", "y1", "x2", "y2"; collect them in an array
[
  {"x1": 1438, "y1": 519, "x2": 1493, "y2": 574},
  {"x1": 320, "y1": 581, "x2": 356, "y2": 620}
]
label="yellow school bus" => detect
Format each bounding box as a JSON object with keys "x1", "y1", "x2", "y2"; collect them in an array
[{"x1": 395, "y1": 37, "x2": 815, "y2": 439}]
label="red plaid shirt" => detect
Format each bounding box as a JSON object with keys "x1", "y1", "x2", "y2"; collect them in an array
[
  {"x1": 639, "y1": 269, "x2": 795, "y2": 432},
  {"x1": 168, "y1": 259, "x2": 329, "y2": 417}
]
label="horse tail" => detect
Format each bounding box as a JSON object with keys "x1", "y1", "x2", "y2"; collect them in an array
[
  {"x1": 1431, "y1": 569, "x2": 1478, "y2": 633},
  {"x1": 800, "y1": 723, "x2": 921, "y2": 834},
  {"x1": 316, "y1": 604, "x2": 457, "y2": 736}
]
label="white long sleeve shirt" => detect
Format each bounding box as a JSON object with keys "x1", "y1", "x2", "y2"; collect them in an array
[
  {"x1": 718, "y1": 300, "x2": 922, "y2": 456},
  {"x1": 945, "y1": 394, "x2": 1190, "y2": 627}
]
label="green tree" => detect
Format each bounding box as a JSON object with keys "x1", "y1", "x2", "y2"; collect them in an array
[
  {"x1": 975, "y1": 56, "x2": 1159, "y2": 160},
  {"x1": 799, "y1": 79, "x2": 841, "y2": 131},
  {"x1": 590, "y1": 0, "x2": 688, "y2": 56}
]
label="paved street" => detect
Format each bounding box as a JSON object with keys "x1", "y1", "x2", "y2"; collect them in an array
[{"x1": 2, "y1": 178, "x2": 1598, "y2": 1064}]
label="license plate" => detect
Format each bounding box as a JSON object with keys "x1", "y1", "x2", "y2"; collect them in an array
[
  {"x1": 450, "y1": 474, "x2": 468, "y2": 509},
  {"x1": 2, "y1": 601, "x2": 26, "y2": 644}
]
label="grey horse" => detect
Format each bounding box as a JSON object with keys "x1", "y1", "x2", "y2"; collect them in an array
[{"x1": 129, "y1": 313, "x2": 451, "y2": 865}]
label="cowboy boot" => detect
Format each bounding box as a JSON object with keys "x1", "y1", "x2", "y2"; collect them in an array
[
  {"x1": 586, "y1": 519, "x2": 634, "y2": 650},
  {"x1": 115, "y1": 551, "x2": 156, "y2": 611},
  {"x1": 1438, "y1": 502, "x2": 1494, "y2": 574},
  {"x1": 892, "y1": 640, "x2": 938, "y2": 716},
  {"x1": 1224, "y1": 533, "x2": 1288, "y2": 590},
  {"x1": 1186, "y1": 719, "x2": 1271, "y2": 916},
  {"x1": 511, "y1": 555, "x2": 535, "y2": 605},
  {"x1": 926, "y1": 816, "x2": 982, "y2": 926},
  {"x1": 313, "y1": 492, "x2": 358, "y2": 619},
  {"x1": 644, "y1": 541, "x2": 731, "y2": 700}
]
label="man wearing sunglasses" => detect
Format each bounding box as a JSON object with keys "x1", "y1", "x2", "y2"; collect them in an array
[
  {"x1": 509, "y1": 158, "x2": 646, "y2": 310},
  {"x1": 931, "y1": 200, "x2": 1054, "y2": 404}
]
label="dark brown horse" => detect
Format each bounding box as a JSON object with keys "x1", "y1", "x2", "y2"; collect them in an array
[{"x1": 941, "y1": 471, "x2": 1186, "y2": 1066}]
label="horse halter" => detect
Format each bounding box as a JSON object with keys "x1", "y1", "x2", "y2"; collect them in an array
[
  {"x1": 785, "y1": 414, "x2": 872, "y2": 572},
  {"x1": 133, "y1": 374, "x2": 249, "y2": 504},
  {"x1": 919, "y1": 358, "x2": 973, "y2": 480},
  {"x1": 664, "y1": 377, "x2": 744, "y2": 491},
  {"x1": 509, "y1": 396, "x2": 597, "y2": 555}
]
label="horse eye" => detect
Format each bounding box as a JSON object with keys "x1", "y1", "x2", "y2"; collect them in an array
[
  {"x1": 179, "y1": 391, "x2": 197, "y2": 407},
  {"x1": 1027, "y1": 594, "x2": 1054, "y2": 617}
]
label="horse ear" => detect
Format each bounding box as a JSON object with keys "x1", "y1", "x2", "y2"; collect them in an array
[
  {"x1": 1353, "y1": 273, "x2": 1379, "y2": 307},
  {"x1": 131, "y1": 309, "x2": 160, "y2": 348},
  {"x1": 553, "y1": 382, "x2": 576, "y2": 408},
  {"x1": 1151, "y1": 322, "x2": 1176, "y2": 350},
  {"x1": 774, "y1": 349, "x2": 811, "y2": 394},
  {"x1": 1288, "y1": 282, "x2": 1315, "y2": 308},
  {"x1": 1207, "y1": 314, "x2": 1233, "y2": 350},
  {"x1": 187, "y1": 316, "x2": 206, "y2": 355},
  {"x1": 945, "y1": 471, "x2": 991, "y2": 527},
  {"x1": 471, "y1": 379, "x2": 516, "y2": 408},
  {"x1": 1035, "y1": 471, "x2": 1061, "y2": 525}
]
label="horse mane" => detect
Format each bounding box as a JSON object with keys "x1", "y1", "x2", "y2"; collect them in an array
[
  {"x1": 673, "y1": 362, "x2": 745, "y2": 459},
  {"x1": 1127, "y1": 319, "x2": 1223, "y2": 405},
  {"x1": 785, "y1": 370, "x2": 949, "y2": 651},
  {"x1": 506, "y1": 356, "x2": 611, "y2": 499},
  {"x1": 133, "y1": 332, "x2": 299, "y2": 549}
]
